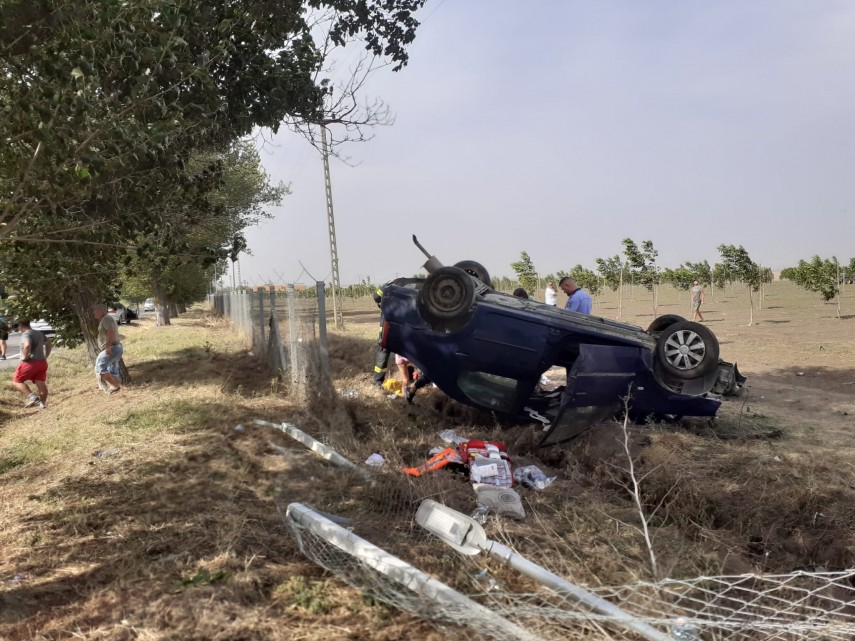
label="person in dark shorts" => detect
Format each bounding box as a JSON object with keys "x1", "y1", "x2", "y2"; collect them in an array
[
  {"x1": 11, "y1": 318, "x2": 52, "y2": 409},
  {"x1": 0, "y1": 313, "x2": 8, "y2": 360}
]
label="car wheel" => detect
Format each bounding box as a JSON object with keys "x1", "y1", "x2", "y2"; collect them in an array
[
  {"x1": 453, "y1": 260, "x2": 492, "y2": 288},
  {"x1": 655, "y1": 321, "x2": 719, "y2": 380},
  {"x1": 417, "y1": 266, "x2": 476, "y2": 332},
  {"x1": 647, "y1": 314, "x2": 687, "y2": 333}
]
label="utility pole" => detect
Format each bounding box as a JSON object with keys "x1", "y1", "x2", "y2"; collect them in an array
[{"x1": 320, "y1": 125, "x2": 343, "y2": 328}]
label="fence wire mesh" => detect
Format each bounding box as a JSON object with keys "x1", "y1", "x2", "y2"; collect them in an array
[
  {"x1": 208, "y1": 284, "x2": 330, "y2": 395},
  {"x1": 286, "y1": 508, "x2": 855, "y2": 641}
]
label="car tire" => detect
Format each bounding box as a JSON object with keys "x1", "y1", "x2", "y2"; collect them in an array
[
  {"x1": 417, "y1": 266, "x2": 476, "y2": 332},
  {"x1": 453, "y1": 260, "x2": 492, "y2": 288},
  {"x1": 647, "y1": 314, "x2": 687, "y2": 333},
  {"x1": 655, "y1": 320, "x2": 719, "y2": 380}
]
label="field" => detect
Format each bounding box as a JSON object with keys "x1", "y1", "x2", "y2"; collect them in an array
[{"x1": 1, "y1": 281, "x2": 853, "y2": 640}]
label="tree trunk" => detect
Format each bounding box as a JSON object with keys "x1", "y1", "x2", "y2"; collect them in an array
[
  {"x1": 155, "y1": 304, "x2": 171, "y2": 326},
  {"x1": 154, "y1": 287, "x2": 171, "y2": 326},
  {"x1": 652, "y1": 281, "x2": 658, "y2": 317},
  {"x1": 618, "y1": 268, "x2": 624, "y2": 319},
  {"x1": 748, "y1": 289, "x2": 754, "y2": 326}
]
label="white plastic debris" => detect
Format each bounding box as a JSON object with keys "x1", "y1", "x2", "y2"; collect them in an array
[
  {"x1": 234, "y1": 424, "x2": 246, "y2": 432},
  {"x1": 437, "y1": 429, "x2": 470, "y2": 445},
  {"x1": 364, "y1": 453, "x2": 385, "y2": 467}
]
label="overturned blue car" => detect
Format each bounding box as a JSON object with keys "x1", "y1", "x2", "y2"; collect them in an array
[{"x1": 380, "y1": 237, "x2": 746, "y2": 446}]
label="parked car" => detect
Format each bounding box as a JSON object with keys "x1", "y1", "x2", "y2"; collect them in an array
[
  {"x1": 29, "y1": 319, "x2": 56, "y2": 337},
  {"x1": 143, "y1": 298, "x2": 155, "y2": 312},
  {"x1": 380, "y1": 237, "x2": 746, "y2": 446},
  {"x1": 107, "y1": 303, "x2": 136, "y2": 324}
]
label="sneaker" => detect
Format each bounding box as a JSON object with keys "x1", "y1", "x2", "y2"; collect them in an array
[
  {"x1": 0, "y1": 354, "x2": 6, "y2": 360},
  {"x1": 24, "y1": 393, "x2": 39, "y2": 408},
  {"x1": 38, "y1": 402, "x2": 46, "y2": 410}
]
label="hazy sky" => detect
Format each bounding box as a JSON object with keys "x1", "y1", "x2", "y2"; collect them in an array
[{"x1": 239, "y1": 1, "x2": 855, "y2": 286}]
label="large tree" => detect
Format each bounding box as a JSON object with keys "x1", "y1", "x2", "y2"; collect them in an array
[
  {"x1": 0, "y1": 0, "x2": 425, "y2": 356},
  {"x1": 120, "y1": 140, "x2": 286, "y2": 326}
]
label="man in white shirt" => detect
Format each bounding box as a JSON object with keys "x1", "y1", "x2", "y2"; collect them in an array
[
  {"x1": 544, "y1": 283, "x2": 557, "y2": 306},
  {"x1": 92, "y1": 305, "x2": 124, "y2": 393}
]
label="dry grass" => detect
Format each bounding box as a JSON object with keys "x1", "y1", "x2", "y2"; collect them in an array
[{"x1": 2, "y1": 282, "x2": 855, "y2": 639}]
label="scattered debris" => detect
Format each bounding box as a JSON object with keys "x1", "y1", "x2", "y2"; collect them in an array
[
  {"x1": 8, "y1": 573, "x2": 28, "y2": 584},
  {"x1": 513, "y1": 465, "x2": 556, "y2": 490},
  {"x1": 364, "y1": 453, "x2": 385, "y2": 467},
  {"x1": 338, "y1": 388, "x2": 359, "y2": 399},
  {"x1": 437, "y1": 429, "x2": 469, "y2": 445},
  {"x1": 473, "y1": 484, "x2": 526, "y2": 520},
  {"x1": 234, "y1": 423, "x2": 246, "y2": 432},
  {"x1": 253, "y1": 419, "x2": 361, "y2": 473},
  {"x1": 94, "y1": 447, "x2": 122, "y2": 458},
  {"x1": 381, "y1": 378, "x2": 404, "y2": 398},
  {"x1": 402, "y1": 448, "x2": 463, "y2": 477},
  {"x1": 461, "y1": 440, "x2": 513, "y2": 488}
]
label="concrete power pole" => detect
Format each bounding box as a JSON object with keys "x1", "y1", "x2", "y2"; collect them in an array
[{"x1": 320, "y1": 125, "x2": 343, "y2": 328}]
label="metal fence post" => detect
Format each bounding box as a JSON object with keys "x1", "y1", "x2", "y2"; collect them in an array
[
  {"x1": 258, "y1": 286, "x2": 266, "y2": 349},
  {"x1": 269, "y1": 285, "x2": 288, "y2": 377},
  {"x1": 287, "y1": 284, "x2": 300, "y2": 389},
  {"x1": 316, "y1": 281, "x2": 330, "y2": 382}
]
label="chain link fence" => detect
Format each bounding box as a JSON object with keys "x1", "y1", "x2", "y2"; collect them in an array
[{"x1": 208, "y1": 283, "x2": 331, "y2": 397}]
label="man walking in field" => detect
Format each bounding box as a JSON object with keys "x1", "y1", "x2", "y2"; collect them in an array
[
  {"x1": 92, "y1": 304, "x2": 123, "y2": 394},
  {"x1": 11, "y1": 318, "x2": 52, "y2": 409},
  {"x1": 690, "y1": 280, "x2": 705, "y2": 322}
]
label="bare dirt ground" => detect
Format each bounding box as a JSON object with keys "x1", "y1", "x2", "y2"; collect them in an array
[{"x1": 1, "y1": 281, "x2": 853, "y2": 640}]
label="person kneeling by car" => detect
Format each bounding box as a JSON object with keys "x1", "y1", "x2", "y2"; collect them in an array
[{"x1": 91, "y1": 304, "x2": 124, "y2": 394}]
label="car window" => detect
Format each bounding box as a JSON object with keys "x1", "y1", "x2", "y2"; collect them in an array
[{"x1": 457, "y1": 371, "x2": 520, "y2": 412}]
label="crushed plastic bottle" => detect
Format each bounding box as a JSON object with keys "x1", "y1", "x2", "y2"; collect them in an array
[{"x1": 469, "y1": 505, "x2": 491, "y2": 525}]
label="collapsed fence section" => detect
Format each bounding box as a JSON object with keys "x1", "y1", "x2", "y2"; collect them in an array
[
  {"x1": 208, "y1": 283, "x2": 331, "y2": 396},
  {"x1": 286, "y1": 503, "x2": 855, "y2": 641}
]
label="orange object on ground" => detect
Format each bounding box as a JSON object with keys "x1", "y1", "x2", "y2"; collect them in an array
[{"x1": 402, "y1": 448, "x2": 461, "y2": 477}]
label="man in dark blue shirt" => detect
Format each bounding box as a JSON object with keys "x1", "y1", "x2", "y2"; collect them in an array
[{"x1": 559, "y1": 276, "x2": 593, "y2": 314}]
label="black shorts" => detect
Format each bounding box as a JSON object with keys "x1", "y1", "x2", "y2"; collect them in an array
[{"x1": 0, "y1": 331, "x2": 8, "y2": 341}]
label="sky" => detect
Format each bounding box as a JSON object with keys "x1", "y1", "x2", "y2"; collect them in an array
[{"x1": 237, "y1": 0, "x2": 855, "y2": 287}]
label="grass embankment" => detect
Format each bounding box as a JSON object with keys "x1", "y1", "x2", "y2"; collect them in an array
[
  {"x1": 0, "y1": 310, "x2": 435, "y2": 641},
  {"x1": 3, "y1": 291, "x2": 855, "y2": 640}
]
